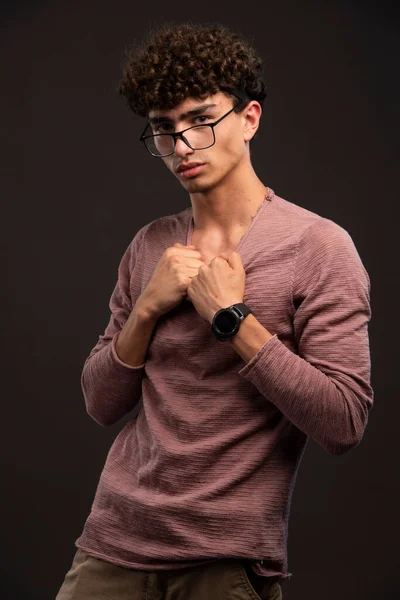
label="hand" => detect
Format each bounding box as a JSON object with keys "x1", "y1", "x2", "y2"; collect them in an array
[
  {"x1": 186, "y1": 251, "x2": 246, "y2": 323},
  {"x1": 138, "y1": 243, "x2": 205, "y2": 319}
]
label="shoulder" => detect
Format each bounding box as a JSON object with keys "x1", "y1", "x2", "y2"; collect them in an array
[
  {"x1": 293, "y1": 216, "x2": 370, "y2": 297},
  {"x1": 132, "y1": 206, "x2": 191, "y2": 245},
  {"x1": 271, "y1": 191, "x2": 357, "y2": 255},
  {"x1": 268, "y1": 191, "x2": 334, "y2": 244},
  {"x1": 298, "y1": 217, "x2": 360, "y2": 265},
  {"x1": 122, "y1": 207, "x2": 191, "y2": 269}
]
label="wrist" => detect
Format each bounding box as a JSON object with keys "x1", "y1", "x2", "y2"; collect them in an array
[{"x1": 136, "y1": 295, "x2": 160, "y2": 323}]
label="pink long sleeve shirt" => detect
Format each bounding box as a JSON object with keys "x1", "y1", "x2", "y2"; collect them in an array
[{"x1": 75, "y1": 188, "x2": 373, "y2": 581}]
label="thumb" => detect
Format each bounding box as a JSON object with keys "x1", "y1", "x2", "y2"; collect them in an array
[{"x1": 221, "y1": 251, "x2": 241, "y2": 267}]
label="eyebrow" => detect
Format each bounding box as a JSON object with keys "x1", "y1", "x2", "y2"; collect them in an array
[{"x1": 148, "y1": 103, "x2": 218, "y2": 125}]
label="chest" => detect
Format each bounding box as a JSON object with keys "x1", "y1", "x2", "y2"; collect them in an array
[{"x1": 191, "y1": 233, "x2": 242, "y2": 266}]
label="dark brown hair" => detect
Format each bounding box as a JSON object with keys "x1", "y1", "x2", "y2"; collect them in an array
[{"x1": 117, "y1": 22, "x2": 266, "y2": 117}]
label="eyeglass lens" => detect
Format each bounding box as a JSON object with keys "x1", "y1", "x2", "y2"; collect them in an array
[{"x1": 146, "y1": 126, "x2": 214, "y2": 156}]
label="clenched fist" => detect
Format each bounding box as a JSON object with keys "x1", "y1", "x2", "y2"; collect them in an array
[{"x1": 138, "y1": 243, "x2": 205, "y2": 319}]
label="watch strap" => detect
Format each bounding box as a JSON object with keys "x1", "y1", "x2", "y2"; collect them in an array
[{"x1": 229, "y1": 302, "x2": 252, "y2": 320}]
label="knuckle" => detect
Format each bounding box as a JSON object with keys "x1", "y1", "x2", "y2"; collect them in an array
[{"x1": 171, "y1": 254, "x2": 180, "y2": 265}]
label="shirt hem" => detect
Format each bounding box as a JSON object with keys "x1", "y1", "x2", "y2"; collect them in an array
[{"x1": 75, "y1": 542, "x2": 292, "y2": 581}]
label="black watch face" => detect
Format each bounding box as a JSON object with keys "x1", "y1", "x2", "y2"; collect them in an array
[{"x1": 216, "y1": 310, "x2": 237, "y2": 333}]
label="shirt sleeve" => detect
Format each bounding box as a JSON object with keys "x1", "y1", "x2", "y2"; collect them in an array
[
  {"x1": 238, "y1": 218, "x2": 374, "y2": 455},
  {"x1": 81, "y1": 225, "x2": 149, "y2": 427}
]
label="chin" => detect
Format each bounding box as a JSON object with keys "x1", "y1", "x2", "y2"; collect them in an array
[
  {"x1": 180, "y1": 178, "x2": 212, "y2": 193},
  {"x1": 184, "y1": 169, "x2": 228, "y2": 193}
]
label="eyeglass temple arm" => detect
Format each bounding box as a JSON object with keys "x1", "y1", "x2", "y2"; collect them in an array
[{"x1": 139, "y1": 122, "x2": 150, "y2": 141}]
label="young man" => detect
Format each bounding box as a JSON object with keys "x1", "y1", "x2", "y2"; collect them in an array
[{"x1": 56, "y1": 23, "x2": 373, "y2": 600}]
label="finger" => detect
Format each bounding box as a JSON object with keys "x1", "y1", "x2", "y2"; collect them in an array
[{"x1": 231, "y1": 251, "x2": 243, "y2": 265}]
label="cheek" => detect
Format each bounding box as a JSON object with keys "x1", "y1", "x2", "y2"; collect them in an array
[
  {"x1": 216, "y1": 136, "x2": 243, "y2": 169},
  {"x1": 163, "y1": 157, "x2": 174, "y2": 171},
  {"x1": 220, "y1": 129, "x2": 242, "y2": 155}
]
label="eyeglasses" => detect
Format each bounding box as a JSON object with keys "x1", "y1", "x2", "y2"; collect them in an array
[{"x1": 139, "y1": 98, "x2": 247, "y2": 157}]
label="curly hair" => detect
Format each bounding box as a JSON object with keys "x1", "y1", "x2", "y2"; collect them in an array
[{"x1": 117, "y1": 22, "x2": 266, "y2": 117}]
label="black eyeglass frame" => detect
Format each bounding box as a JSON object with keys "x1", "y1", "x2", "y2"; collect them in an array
[{"x1": 139, "y1": 93, "x2": 248, "y2": 157}]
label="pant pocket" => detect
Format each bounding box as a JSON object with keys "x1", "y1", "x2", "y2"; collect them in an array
[
  {"x1": 238, "y1": 563, "x2": 282, "y2": 600},
  {"x1": 55, "y1": 548, "x2": 90, "y2": 599}
]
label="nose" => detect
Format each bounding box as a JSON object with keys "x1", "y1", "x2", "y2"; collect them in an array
[{"x1": 174, "y1": 136, "x2": 194, "y2": 158}]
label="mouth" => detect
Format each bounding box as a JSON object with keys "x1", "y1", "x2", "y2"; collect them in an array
[{"x1": 176, "y1": 163, "x2": 206, "y2": 178}]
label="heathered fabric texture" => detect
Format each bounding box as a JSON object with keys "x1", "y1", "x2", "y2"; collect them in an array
[{"x1": 75, "y1": 189, "x2": 373, "y2": 581}]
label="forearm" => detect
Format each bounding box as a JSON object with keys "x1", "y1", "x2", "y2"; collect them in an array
[
  {"x1": 82, "y1": 299, "x2": 158, "y2": 427},
  {"x1": 227, "y1": 313, "x2": 274, "y2": 362},
  {"x1": 115, "y1": 299, "x2": 159, "y2": 367},
  {"x1": 230, "y1": 315, "x2": 373, "y2": 455}
]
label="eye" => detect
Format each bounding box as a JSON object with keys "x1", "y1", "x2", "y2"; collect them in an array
[
  {"x1": 193, "y1": 115, "x2": 210, "y2": 124},
  {"x1": 154, "y1": 123, "x2": 173, "y2": 134}
]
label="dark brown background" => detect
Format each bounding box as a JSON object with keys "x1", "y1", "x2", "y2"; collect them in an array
[{"x1": 1, "y1": 0, "x2": 398, "y2": 598}]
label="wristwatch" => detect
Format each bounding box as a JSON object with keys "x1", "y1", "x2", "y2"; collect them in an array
[{"x1": 211, "y1": 302, "x2": 252, "y2": 341}]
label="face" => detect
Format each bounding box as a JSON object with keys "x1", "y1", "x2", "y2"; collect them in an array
[{"x1": 146, "y1": 91, "x2": 260, "y2": 193}]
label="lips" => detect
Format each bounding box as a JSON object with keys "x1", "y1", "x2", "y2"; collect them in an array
[{"x1": 176, "y1": 162, "x2": 205, "y2": 173}]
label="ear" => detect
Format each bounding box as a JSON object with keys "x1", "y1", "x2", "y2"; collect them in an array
[{"x1": 242, "y1": 101, "x2": 262, "y2": 143}]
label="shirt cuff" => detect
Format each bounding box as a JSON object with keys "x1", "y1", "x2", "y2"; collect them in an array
[
  {"x1": 237, "y1": 333, "x2": 280, "y2": 376},
  {"x1": 111, "y1": 331, "x2": 146, "y2": 370}
]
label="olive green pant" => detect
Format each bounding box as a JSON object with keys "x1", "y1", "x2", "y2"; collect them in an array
[{"x1": 55, "y1": 548, "x2": 283, "y2": 600}]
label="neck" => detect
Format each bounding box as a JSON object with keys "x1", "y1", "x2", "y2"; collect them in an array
[{"x1": 189, "y1": 160, "x2": 267, "y2": 241}]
